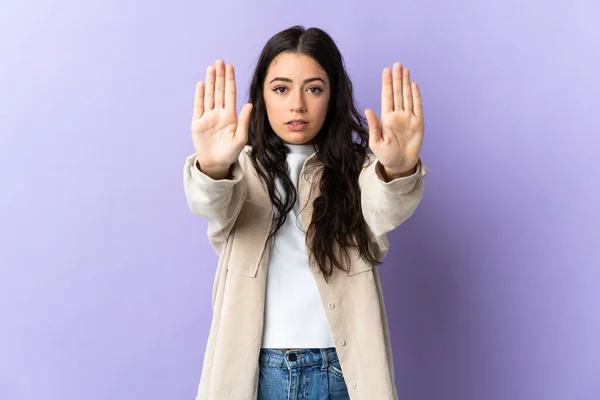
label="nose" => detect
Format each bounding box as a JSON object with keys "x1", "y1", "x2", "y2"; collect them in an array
[{"x1": 290, "y1": 89, "x2": 306, "y2": 112}]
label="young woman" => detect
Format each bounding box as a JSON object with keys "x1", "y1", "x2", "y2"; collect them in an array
[{"x1": 184, "y1": 25, "x2": 426, "y2": 400}]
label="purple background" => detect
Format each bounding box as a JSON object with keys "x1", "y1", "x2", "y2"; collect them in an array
[{"x1": 1, "y1": 1, "x2": 598, "y2": 399}]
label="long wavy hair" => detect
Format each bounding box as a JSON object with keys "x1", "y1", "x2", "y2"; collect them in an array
[{"x1": 247, "y1": 25, "x2": 381, "y2": 281}]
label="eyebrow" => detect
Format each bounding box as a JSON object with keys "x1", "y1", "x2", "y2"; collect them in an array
[{"x1": 269, "y1": 77, "x2": 326, "y2": 85}]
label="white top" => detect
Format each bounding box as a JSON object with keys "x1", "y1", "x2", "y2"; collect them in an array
[{"x1": 260, "y1": 143, "x2": 336, "y2": 349}]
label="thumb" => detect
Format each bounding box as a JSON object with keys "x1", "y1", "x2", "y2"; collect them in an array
[
  {"x1": 364, "y1": 109, "x2": 381, "y2": 145},
  {"x1": 235, "y1": 103, "x2": 253, "y2": 144}
]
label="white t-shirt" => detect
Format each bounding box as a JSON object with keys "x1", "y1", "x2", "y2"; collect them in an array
[{"x1": 260, "y1": 143, "x2": 335, "y2": 349}]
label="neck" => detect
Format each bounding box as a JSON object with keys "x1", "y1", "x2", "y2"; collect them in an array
[{"x1": 286, "y1": 143, "x2": 313, "y2": 154}]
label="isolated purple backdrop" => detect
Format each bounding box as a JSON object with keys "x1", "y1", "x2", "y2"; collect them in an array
[{"x1": 1, "y1": 1, "x2": 598, "y2": 399}]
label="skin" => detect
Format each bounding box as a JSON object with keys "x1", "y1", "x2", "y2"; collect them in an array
[
  {"x1": 365, "y1": 63, "x2": 425, "y2": 179},
  {"x1": 262, "y1": 52, "x2": 330, "y2": 145},
  {"x1": 191, "y1": 58, "x2": 424, "y2": 182}
]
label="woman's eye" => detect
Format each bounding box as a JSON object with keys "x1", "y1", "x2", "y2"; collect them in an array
[{"x1": 272, "y1": 86, "x2": 322, "y2": 95}]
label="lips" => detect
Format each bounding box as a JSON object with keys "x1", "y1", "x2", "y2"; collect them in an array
[{"x1": 287, "y1": 119, "x2": 308, "y2": 125}]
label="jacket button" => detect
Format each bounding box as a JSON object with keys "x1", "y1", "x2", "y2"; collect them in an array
[
  {"x1": 350, "y1": 381, "x2": 357, "y2": 389},
  {"x1": 338, "y1": 339, "x2": 346, "y2": 346},
  {"x1": 329, "y1": 302, "x2": 335, "y2": 309}
]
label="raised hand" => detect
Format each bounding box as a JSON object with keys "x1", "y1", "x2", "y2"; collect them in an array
[
  {"x1": 191, "y1": 59, "x2": 253, "y2": 179},
  {"x1": 364, "y1": 62, "x2": 424, "y2": 180}
]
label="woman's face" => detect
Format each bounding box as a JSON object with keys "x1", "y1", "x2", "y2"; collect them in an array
[{"x1": 263, "y1": 52, "x2": 330, "y2": 145}]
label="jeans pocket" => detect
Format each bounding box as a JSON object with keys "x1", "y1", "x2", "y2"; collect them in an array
[{"x1": 328, "y1": 358, "x2": 345, "y2": 380}]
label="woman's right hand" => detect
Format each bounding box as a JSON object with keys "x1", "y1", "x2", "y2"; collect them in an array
[{"x1": 191, "y1": 59, "x2": 253, "y2": 179}]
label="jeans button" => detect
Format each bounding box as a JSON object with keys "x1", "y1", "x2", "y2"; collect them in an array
[{"x1": 288, "y1": 354, "x2": 297, "y2": 362}]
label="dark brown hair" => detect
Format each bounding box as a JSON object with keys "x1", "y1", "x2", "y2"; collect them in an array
[{"x1": 247, "y1": 25, "x2": 381, "y2": 281}]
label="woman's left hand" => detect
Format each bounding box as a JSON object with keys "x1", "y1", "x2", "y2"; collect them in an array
[{"x1": 365, "y1": 62, "x2": 424, "y2": 179}]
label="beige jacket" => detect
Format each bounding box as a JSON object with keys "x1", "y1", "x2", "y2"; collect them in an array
[{"x1": 183, "y1": 145, "x2": 427, "y2": 400}]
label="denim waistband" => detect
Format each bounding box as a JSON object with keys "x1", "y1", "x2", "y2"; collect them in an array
[{"x1": 259, "y1": 348, "x2": 339, "y2": 369}]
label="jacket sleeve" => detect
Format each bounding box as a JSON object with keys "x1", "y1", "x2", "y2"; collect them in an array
[
  {"x1": 359, "y1": 155, "x2": 427, "y2": 256},
  {"x1": 183, "y1": 152, "x2": 248, "y2": 254}
]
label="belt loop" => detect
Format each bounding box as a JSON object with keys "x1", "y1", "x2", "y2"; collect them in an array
[{"x1": 320, "y1": 348, "x2": 329, "y2": 368}]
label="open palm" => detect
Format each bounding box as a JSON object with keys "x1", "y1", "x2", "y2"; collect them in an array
[
  {"x1": 191, "y1": 59, "x2": 253, "y2": 170},
  {"x1": 365, "y1": 62, "x2": 424, "y2": 176}
]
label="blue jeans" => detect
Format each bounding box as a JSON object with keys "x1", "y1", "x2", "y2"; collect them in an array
[{"x1": 257, "y1": 347, "x2": 350, "y2": 400}]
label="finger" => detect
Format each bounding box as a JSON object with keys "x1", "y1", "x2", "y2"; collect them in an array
[
  {"x1": 235, "y1": 103, "x2": 253, "y2": 144},
  {"x1": 392, "y1": 62, "x2": 403, "y2": 111},
  {"x1": 403, "y1": 67, "x2": 413, "y2": 112},
  {"x1": 193, "y1": 81, "x2": 205, "y2": 119},
  {"x1": 381, "y1": 68, "x2": 393, "y2": 113},
  {"x1": 214, "y1": 59, "x2": 225, "y2": 109},
  {"x1": 412, "y1": 82, "x2": 423, "y2": 119},
  {"x1": 204, "y1": 65, "x2": 215, "y2": 110},
  {"x1": 364, "y1": 109, "x2": 382, "y2": 145},
  {"x1": 225, "y1": 64, "x2": 236, "y2": 112}
]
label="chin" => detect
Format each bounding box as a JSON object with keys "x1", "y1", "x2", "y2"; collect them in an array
[{"x1": 278, "y1": 132, "x2": 318, "y2": 145}]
